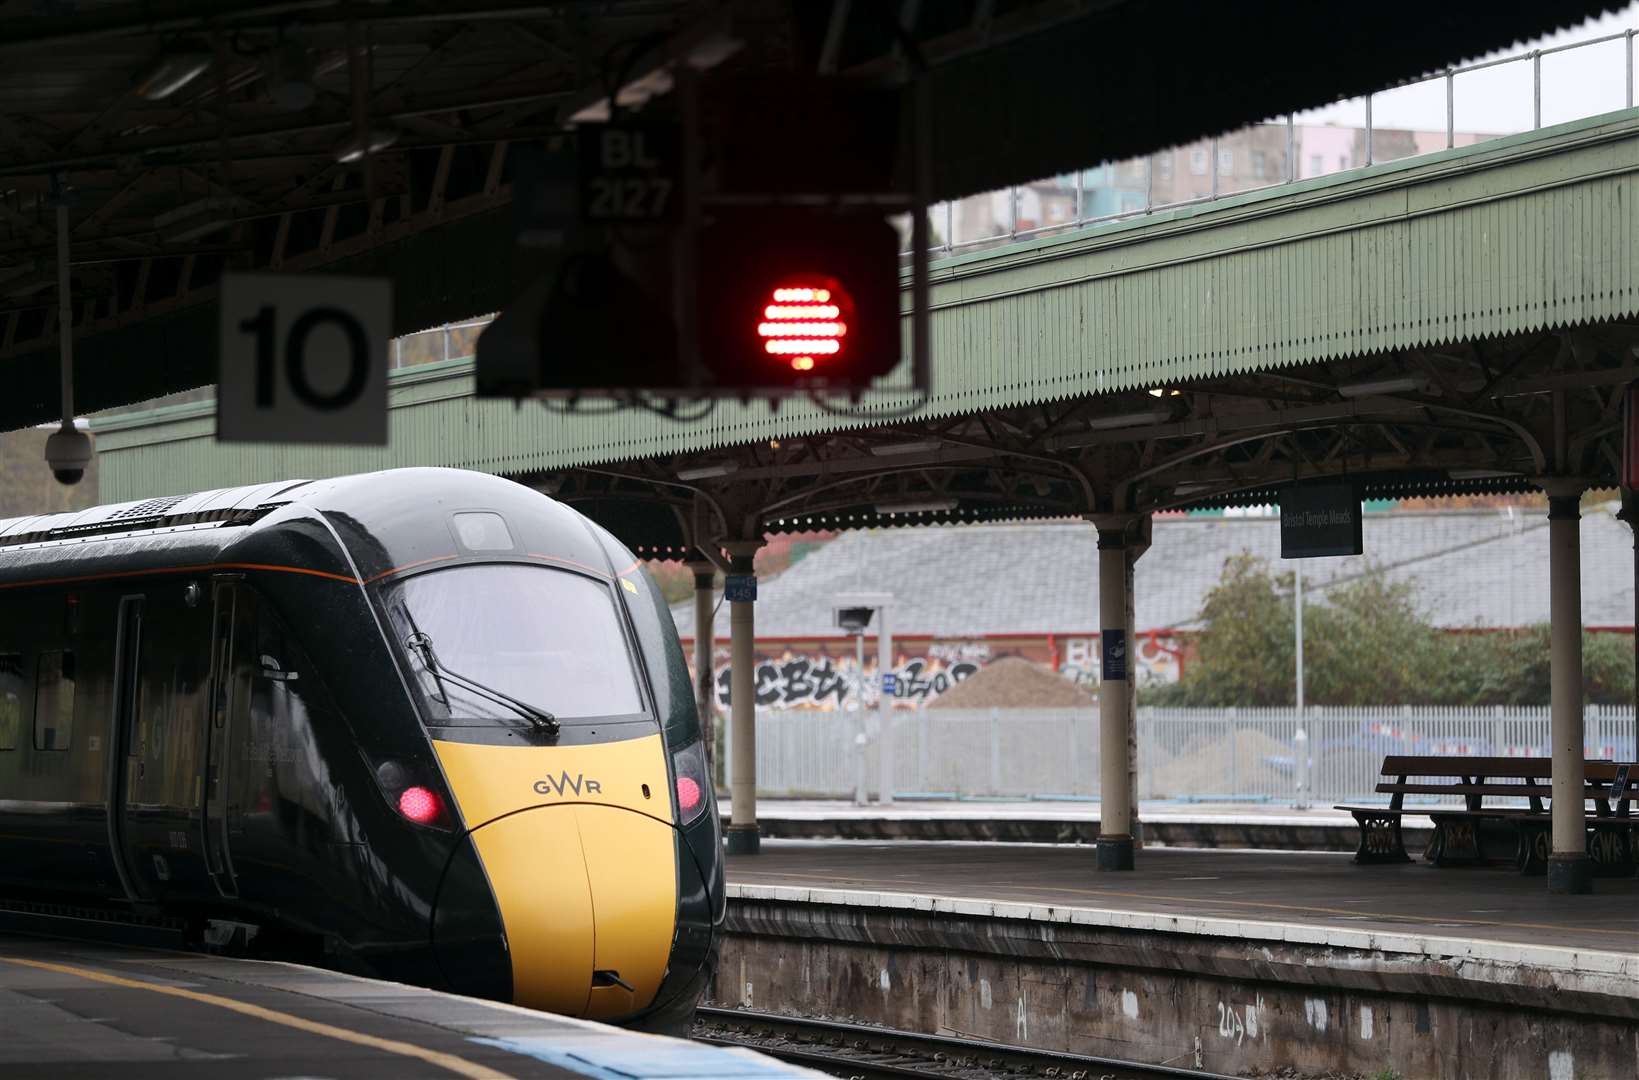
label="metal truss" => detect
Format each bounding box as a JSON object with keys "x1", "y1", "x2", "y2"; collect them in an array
[{"x1": 546, "y1": 321, "x2": 1639, "y2": 551}]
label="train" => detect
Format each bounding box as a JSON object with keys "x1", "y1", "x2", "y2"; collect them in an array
[{"x1": 0, "y1": 467, "x2": 724, "y2": 1031}]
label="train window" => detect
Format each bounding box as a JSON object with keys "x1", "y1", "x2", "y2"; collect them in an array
[
  {"x1": 389, "y1": 564, "x2": 643, "y2": 724},
  {"x1": 0, "y1": 654, "x2": 20, "y2": 750},
  {"x1": 33, "y1": 650, "x2": 76, "y2": 751}
]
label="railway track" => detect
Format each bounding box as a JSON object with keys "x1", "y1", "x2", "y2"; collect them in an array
[{"x1": 695, "y1": 1007, "x2": 1240, "y2": 1080}]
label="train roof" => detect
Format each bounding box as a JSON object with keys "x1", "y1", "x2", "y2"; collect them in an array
[
  {"x1": 0, "y1": 478, "x2": 319, "y2": 550},
  {"x1": 0, "y1": 470, "x2": 625, "y2": 589}
]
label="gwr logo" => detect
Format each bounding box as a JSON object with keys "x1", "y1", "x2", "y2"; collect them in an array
[{"x1": 533, "y1": 772, "x2": 603, "y2": 797}]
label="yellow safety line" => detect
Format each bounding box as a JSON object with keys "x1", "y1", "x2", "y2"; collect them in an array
[
  {"x1": 737, "y1": 870, "x2": 1639, "y2": 939},
  {"x1": 0, "y1": 955, "x2": 519, "y2": 1080}
]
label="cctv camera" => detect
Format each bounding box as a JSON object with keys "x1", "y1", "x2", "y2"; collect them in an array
[
  {"x1": 44, "y1": 423, "x2": 92, "y2": 487},
  {"x1": 836, "y1": 606, "x2": 874, "y2": 634}
]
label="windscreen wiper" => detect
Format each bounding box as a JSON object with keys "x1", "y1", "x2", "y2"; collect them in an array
[{"x1": 400, "y1": 616, "x2": 559, "y2": 736}]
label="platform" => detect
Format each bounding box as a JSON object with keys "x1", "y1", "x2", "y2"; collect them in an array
[
  {"x1": 715, "y1": 842, "x2": 1639, "y2": 1078},
  {"x1": 0, "y1": 934, "x2": 811, "y2": 1079},
  {"x1": 724, "y1": 798, "x2": 1431, "y2": 851},
  {"x1": 726, "y1": 840, "x2": 1636, "y2": 954}
]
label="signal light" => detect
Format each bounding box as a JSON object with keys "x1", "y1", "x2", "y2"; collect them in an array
[
  {"x1": 697, "y1": 209, "x2": 900, "y2": 393},
  {"x1": 755, "y1": 278, "x2": 850, "y2": 376}
]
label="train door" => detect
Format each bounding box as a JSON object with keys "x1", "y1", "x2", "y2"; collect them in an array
[
  {"x1": 107, "y1": 595, "x2": 148, "y2": 901},
  {"x1": 203, "y1": 579, "x2": 247, "y2": 898}
]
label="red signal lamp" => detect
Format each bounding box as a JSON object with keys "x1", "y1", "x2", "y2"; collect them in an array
[
  {"x1": 756, "y1": 280, "x2": 851, "y2": 373},
  {"x1": 697, "y1": 209, "x2": 899, "y2": 393}
]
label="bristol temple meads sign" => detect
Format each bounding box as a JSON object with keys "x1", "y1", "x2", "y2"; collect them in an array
[{"x1": 1279, "y1": 481, "x2": 1363, "y2": 558}]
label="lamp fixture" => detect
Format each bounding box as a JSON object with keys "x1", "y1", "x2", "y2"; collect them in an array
[
  {"x1": 868, "y1": 439, "x2": 941, "y2": 457},
  {"x1": 135, "y1": 41, "x2": 212, "y2": 100},
  {"x1": 566, "y1": 23, "x2": 742, "y2": 123},
  {"x1": 874, "y1": 497, "x2": 958, "y2": 515},
  {"x1": 1083, "y1": 407, "x2": 1173, "y2": 431},
  {"x1": 676, "y1": 462, "x2": 739, "y2": 481},
  {"x1": 1336, "y1": 375, "x2": 1428, "y2": 398},
  {"x1": 334, "y1": 126, "x2": 401, "y2": 163}
]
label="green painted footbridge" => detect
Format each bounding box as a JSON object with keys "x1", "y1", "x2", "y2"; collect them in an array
[{"x1": 94, "y1": 110, "x2": 1639, "y2": 504}]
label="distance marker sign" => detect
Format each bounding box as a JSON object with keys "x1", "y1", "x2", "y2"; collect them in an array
[{"x1": 218, "y1": 273, "x2": 391, "y2": 445}]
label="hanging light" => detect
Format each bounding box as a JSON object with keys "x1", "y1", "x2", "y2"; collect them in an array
[
  {"x1": 333, "y1": 126, "x2": 401, "y2": 163},
  {"x1": 134, "y1": 41, "x2": 213, "y2": 100}
]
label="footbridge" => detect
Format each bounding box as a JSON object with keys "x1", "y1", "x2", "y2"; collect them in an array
[{"x1": 95, "y1": 109, "x2": 1639, "y2": 534}]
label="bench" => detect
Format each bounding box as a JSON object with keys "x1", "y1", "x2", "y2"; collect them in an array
[
  {"x1": 1510, "y1": 761, "x2": 1637, "y2": 877},
  {"x1": 1336, "y1": 756, "x2": 1637, "y2": 875}
]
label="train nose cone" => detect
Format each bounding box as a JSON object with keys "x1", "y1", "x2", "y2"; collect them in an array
[{"x1": 452, "y1": 803, "x2": 679, "y2": 1018}]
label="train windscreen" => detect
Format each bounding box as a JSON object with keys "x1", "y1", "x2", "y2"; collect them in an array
[{"x1": 386, "y1": 564, "x2": 645, "y2": 726}]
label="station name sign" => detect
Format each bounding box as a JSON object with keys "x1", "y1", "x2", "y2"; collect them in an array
[{"x1": 1279, "y1": 482, "x2": 1363, "y2": 558}]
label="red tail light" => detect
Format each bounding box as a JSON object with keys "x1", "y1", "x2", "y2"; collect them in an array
[
  {"x1": 670, "y1": 740, "x2": 711, "y2": 827},
  {"x1": 397, "y1": 786, "x2": 444, "y2": 825},
  {"x1": 676, "y1": 776, "x2": 702, "y2": 814},
  {"x1": 369, "y1": 756, "x2": 454, "y2": 831}
]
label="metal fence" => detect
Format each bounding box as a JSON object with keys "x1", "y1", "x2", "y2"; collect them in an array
[
  {"x1": 730, "y1": 705, "x2": 1639, "y2": 806},
  {"x1": 906, "y1": 27, "x2": 1639, "y2": 255}
]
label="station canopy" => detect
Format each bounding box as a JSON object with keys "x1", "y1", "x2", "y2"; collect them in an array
[{"x1": 0, "y1": 0, "x2": 1623, "y2": 430}]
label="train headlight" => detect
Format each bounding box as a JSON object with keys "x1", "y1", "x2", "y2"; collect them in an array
[{"x1": 671, "y1": 741, "x2": 711, "y2": 828}]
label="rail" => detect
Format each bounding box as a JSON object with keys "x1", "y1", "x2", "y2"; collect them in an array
[
  {"x1": 695, "y1": 1007, "x2": 1239, "y2": 1080},
  {"x1": 907, "y1": 27, "x2": 1639, "y2": 254}
]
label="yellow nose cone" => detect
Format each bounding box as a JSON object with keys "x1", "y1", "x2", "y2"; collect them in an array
[
  {"x1": 434, "y1": 736, "x2": 679, "y2": 1018},
  {"x1": 463, "y1": 803, "x2": 678, "y2": 1017}
]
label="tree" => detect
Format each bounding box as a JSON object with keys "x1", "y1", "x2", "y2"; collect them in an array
[
  {"x1": 1301, "y1": 573, "x2": 1448, "y2": 706},
  {"x1": 1141, "y1": 554, "x2": 1634, "y2": 707},
  {"x1": 1144, "y1": 554, "x2": 1294, "y2": 706},
  {"x1": 1441, "y1": 626, "x2": 1633, "y2": 707}
]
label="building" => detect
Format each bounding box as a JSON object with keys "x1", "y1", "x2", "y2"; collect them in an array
[{"x1": 675, "y1": 506, "x2": 1635, "y2": 710}]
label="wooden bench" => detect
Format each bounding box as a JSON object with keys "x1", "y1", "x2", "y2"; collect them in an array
[
  {"x1": 1336, "y1": 756, "x2": 1637, "y2": 875},
  {"x1": 1510, "y1": 761, "x2": 1637, "y2": 877}
]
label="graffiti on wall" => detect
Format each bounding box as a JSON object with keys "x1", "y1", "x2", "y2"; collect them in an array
[
  {"x1": 1058, "y1": 634, "x2": 1182, "y2": 688},
  {"x1": 702, "y1": 633, "x2": 1185, "y2": 710},
  {"x1": 714, "y1": 651, "x2": 981, "y2": 710}
]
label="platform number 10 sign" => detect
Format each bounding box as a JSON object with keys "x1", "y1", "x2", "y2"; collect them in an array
[{"x1": 218, "y1": 273, "x2": 391, "y2": 445}]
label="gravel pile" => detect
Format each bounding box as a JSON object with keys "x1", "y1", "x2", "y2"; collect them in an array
[
  {"x1": 927, "y1": 656, "x2": 1096, "y2": 710},
  {"x1": 1149, "y1": 727, "x2": 1294, "y2": 798}
]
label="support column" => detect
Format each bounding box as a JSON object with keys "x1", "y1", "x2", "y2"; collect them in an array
[
  {"x1": 724, "y1": 543, "x2": 761, "y2": 855},
  {"x1": 876, "y1": 603, "x2": 894, "y2": 806},
  {"x1": 1621, "y1": 487, "x2": 1639, "y2": 763},
  {"x1": 685, "y1": 559, "x2": 719, "y2": 777},
  {"x1": 1546, "y1": 485, "x2": 1591, "y2": 895},
  {"x1": 1094, "y1": 518, "x2": 1135, "y2": 870},
  {"x1": 1124, "y1": 517, "x2": 1152, "y2": 843}
]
